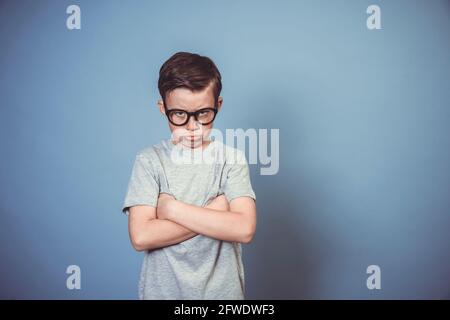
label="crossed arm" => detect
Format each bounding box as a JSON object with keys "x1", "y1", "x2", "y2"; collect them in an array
[{"x1": 128, "y1": 194, "x2": 257, "y2": 252}]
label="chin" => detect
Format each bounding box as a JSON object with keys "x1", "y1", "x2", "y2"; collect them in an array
[{"x1": 181, "y1": 136, "x2": 203, "y2": 148}]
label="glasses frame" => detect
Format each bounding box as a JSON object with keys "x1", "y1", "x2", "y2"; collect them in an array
[{"x1": 164, "y1": 106, "x2": 218, "y2": 126}]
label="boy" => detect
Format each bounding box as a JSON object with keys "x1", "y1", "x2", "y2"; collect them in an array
[{"x1": 121, "y1": 52, "x2": 257, "y2": 299}]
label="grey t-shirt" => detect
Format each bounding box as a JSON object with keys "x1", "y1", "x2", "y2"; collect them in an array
[{"x1": 121, "y1": 138, "x2": 256, "y2": 299}]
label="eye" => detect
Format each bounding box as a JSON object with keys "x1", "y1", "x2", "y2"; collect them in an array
[{"x1": 173, "y1": 111, "x2": 186, "y2": 117}]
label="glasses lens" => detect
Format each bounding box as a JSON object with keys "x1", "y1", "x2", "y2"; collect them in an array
[
  {"x1": 196, "y1": 109, "x2": 215, "y2": 124},
  {"x1": 168, "y1": 110, "x2": 188, "y2": 125}
]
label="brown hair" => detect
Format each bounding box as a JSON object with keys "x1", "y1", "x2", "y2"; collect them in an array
[{"x1": 158, "y1": 52, "x2": 222, "y2": 107}]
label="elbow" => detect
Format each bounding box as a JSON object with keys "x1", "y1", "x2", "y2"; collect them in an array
[
  {"x1": 240, "y1": 224, "x2": 256, "y2": 244},
  {"x1": 132, "y1": 243, "x2": 146, "y2": 252},
  {"x1": 130, "y1": 232, "x2": 153, "y2": 252},
  {"x1": 130, "y1": 235, "x2": 145, "y2": 252}
]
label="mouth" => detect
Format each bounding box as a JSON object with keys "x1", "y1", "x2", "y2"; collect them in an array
[{"x1": 185, "y1": 135, "x2": 202, "y2": 141}]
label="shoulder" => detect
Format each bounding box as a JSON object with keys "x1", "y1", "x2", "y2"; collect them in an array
[
  {"x1": 136, "y1": 146, "x2": 156, "y2": 161},
  {"x1": 134, "y1": 139, "x2": 169, "y2": 165}
]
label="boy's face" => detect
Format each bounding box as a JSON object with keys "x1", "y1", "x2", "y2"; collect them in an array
[{"x1": 158, "y1": 83, "x2": 222, "y2": 149}]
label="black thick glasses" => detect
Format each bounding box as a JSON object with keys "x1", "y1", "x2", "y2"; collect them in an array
[{"x1": 165, "y1": 107, "x2": 218, "y2": 126}]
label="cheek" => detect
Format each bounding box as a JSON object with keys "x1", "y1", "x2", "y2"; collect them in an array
[
  {"x1": 201, "y1": 125, "x2": 213, "y2": 137},
  {"x1": 169, "y1": 125, "x2": 189, "y2": 141}
]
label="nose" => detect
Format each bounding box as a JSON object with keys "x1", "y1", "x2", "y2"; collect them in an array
[{"x1": 186, "y1": 115, "x2": 200, "y2": 131}]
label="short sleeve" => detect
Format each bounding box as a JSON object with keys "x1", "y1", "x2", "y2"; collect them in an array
[
  {"x1": 121, "y1": 153, "x2": 160, "y2": 215},
  {"x1": 222, "y1": 150, "x2": 256, "y2": 203}
]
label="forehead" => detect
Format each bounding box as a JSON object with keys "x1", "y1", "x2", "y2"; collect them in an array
[{"x1": 165, "y1": 84, "x2": 215, "y2": 110}]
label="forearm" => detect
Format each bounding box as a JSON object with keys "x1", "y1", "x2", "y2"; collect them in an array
[
  {"x1": 167, "y1": 202, "x2": 253, "y2": 243},
  {"x1": 133, "y1": 198, "x2": 227, "y2": 251},
  {"x1": 134, "y1": 219, "x2": 196, "y2": 251}
]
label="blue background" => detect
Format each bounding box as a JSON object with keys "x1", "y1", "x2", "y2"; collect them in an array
[{"x1": 0, "y1": 0, "x2": 449, "y2": 299}]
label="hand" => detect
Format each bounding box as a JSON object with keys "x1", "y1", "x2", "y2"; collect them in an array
[
  {"x1": 205, "y1": 194, "x2": 230, "y2": 211},
  {"x1": 156, "y1": 193, "x2": 177, "y2": 220}
]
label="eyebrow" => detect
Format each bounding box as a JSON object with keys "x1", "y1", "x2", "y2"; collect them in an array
[{"x1": 166, "y1": 105, "x2": 212, "y2": 111}]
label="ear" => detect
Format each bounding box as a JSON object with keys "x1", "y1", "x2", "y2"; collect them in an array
[
  {"x1": 217, "y1": 96, "x2": 223, "y2": 111},
  {"x1": 157, "y1": 99, "x2": 165, "y2": 115}
]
